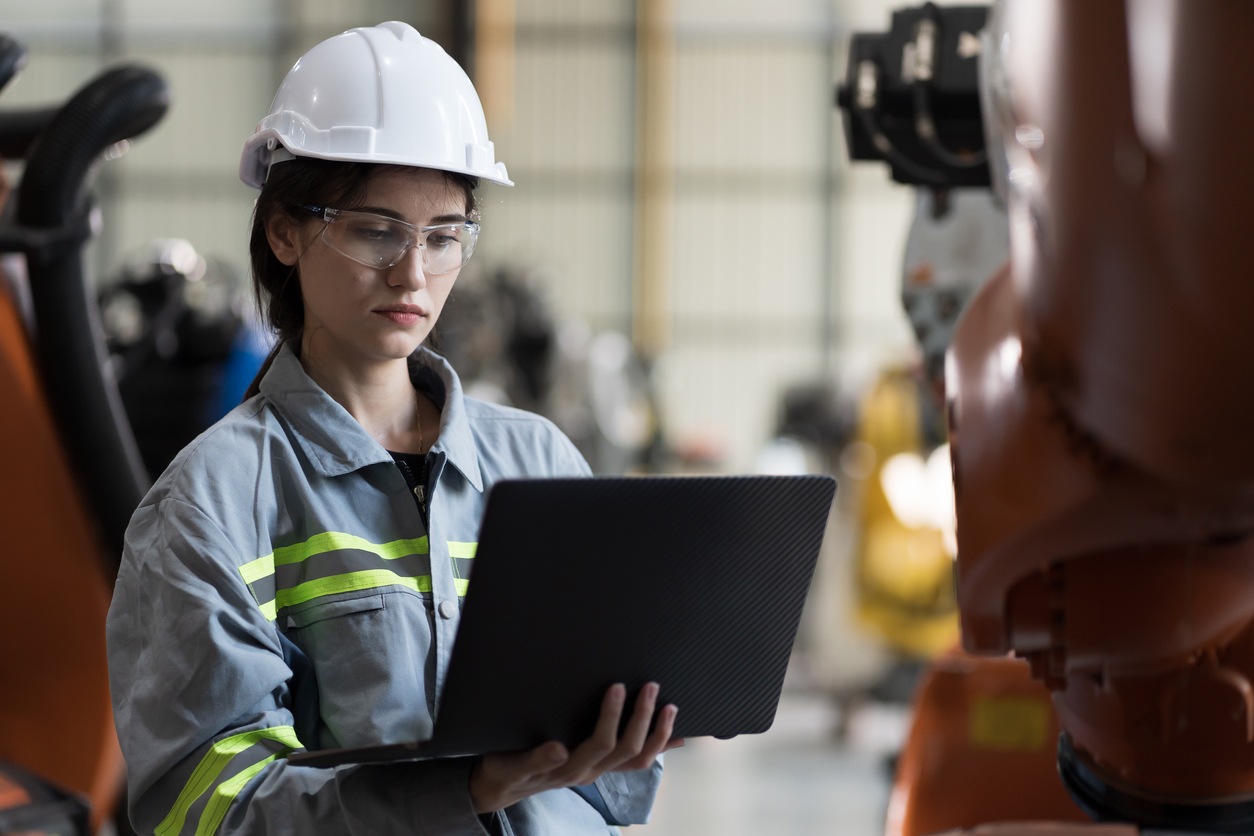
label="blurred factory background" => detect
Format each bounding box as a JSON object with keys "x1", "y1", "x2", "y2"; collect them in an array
[
  {"x1": 2, "y1": 1, "x2": 966, "y2": 833},
  {"x1": 5, "y1": 0, "x2": 920, "y2": 475}
]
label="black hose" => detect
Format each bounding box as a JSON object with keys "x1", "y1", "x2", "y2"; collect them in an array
[
  {"x1": 0, "y1": 107, "x2": 58, "y2": 160},
  {"x1": 0, "y1": 33, "x2": 27, "y2": 95},
  {"x1": 0, "y1": 35, "x2": 45, "y2": 160},
  {"x1": 16, "y1": 64, "x2": 168, "y2": 565}
]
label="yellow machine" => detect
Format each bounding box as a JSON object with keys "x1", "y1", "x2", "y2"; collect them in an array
[{"x1": 850, "y1": 365, "x2": 959, "y2": 661}]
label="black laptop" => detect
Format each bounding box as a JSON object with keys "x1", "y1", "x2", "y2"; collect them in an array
[{"x1": 288, "y1": 473, "x2": 836, "y2": 767}]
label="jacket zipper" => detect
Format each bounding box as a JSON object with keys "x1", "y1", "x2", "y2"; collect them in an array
[{"x1": 396, "y1": 458, "x2": 428, "y2": 525}]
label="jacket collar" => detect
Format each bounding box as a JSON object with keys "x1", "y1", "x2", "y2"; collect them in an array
[{"x1": 258, "y1": 342, "x2": 484, "y2": 492}]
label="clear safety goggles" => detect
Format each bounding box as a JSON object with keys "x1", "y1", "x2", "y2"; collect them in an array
[{"x1": 299, "y1": 205, "x2": 480, "y2": 274}]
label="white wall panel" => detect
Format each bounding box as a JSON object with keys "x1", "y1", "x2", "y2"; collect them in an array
[
  {"x1": 654, "y1": 340, "x2": 826, "y2": 473},
  {"x1": 1, "y1": 0, "x2": 100, "y2": 25},
  {"x1": 674, "y1": 43, "x2": 829, "y2": 172},
  {"x1": 675, "y1": 0, "x2": 833, "y2": 30},
  {"x1": 478, "y1": 185, "x2": 633, "y2": 329},
  {"x1": 515, "y1": 0, "x2": 632, "y2": 27},
  {"x1": 112, "y1": 50, "x2": 273, "y2": 177},
  {"x1": 286, "y1": 0, "x2": 427, "y2": 29},
  {"x1": 118, "y1": 0, "x2": 279, "y2": 28},
  {"x1": 1, "y1": 51, "x2": 98, "y2": 104},
  {"x1": 672, "y1": 191, "x2": 827, "y2": 322},
  {"x1": 500, "y1": 40, "x2": 634, "y2": 171}
]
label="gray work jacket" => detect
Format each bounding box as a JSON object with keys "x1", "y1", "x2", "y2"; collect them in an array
[{"x1": 106, "y1": 343, "x2": 662, "y2": 835}]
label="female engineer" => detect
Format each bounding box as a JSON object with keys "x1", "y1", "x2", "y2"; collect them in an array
[{"x1": 106, "y1": 21, "x2": 678, "y2": 835}]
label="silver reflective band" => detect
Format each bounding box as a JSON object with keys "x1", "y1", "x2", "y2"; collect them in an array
[{"x1": 299, "y1": 205, "x2": 480, "y2": 274}]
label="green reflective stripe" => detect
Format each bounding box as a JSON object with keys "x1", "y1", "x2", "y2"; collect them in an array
[
  {"x1": 241, "y1": 533, "x2": 433, "y2": 619},
  {"x1": 274, "y1": 569, "x2": 433, "y2": 611},
  {"x1": 194, "y1": 756, "x2": 277, "y2": 836},
  {"x1": 239, "y1": 553, "x2": 273, "y2": 585},
  {"x1": 242, "y1": 532, "x2": 431, "y2": 585},
  {"x1": 454, "y1": 577, "x2": 469, "y2": 596},
  {"x1": 155, "y1": 726, "x2": 302, "y2": 836},
  {"x1": 448, "y1": 541, "x2": 477, "y2": 559},
  {"x1": 272, "y1": 532, "x2": 428, "y2": 567}
]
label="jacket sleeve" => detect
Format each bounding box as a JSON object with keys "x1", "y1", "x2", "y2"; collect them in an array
[
  {"x1": 586, "y1": 761, "x2": 664, "y2": 825},
  {"x1": 107, "y1": 497, "x2": 491, "y2": 836}
]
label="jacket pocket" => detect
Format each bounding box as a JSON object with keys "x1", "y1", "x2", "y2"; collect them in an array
[{"x1": 284, "y1": 592, "x2": 385, "y2": 629}]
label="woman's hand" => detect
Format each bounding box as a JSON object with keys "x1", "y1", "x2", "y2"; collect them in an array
[{"x1": 469, "y1": 682, "x2": 682, "y2": 814}]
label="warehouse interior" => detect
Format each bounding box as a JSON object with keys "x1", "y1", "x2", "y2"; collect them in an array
[
  {"x1": 0, "y1": 2, "x2": 926, "y2": 832},
  {"x1": 6, "y1": 0, "x2": 1238, "y2": 834}
]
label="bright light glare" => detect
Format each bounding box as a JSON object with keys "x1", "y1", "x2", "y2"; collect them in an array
[
  {"x1": 982, "y1": 334, "x2": 1023, "y2": 404},
  {"x1": 880, "y1": 444, "x2": 957, "y2": 556}
]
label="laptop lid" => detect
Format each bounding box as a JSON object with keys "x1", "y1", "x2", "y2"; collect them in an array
[{"x1": 289, "y1": 473, "x2": 836, "y2": 768}]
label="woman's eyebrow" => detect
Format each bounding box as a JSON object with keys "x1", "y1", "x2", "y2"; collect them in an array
[{"x1": 357, "y1": 206, "x2": 468, "y2": 225}]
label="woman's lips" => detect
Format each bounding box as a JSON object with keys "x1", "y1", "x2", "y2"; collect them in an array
[{"x1": 374, "y1": 304, "x2": 426, "y2": 326}]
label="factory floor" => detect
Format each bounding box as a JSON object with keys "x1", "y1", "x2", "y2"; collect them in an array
[{"x1": 626, "y1": 688, "x2": 905, "y2": 836}]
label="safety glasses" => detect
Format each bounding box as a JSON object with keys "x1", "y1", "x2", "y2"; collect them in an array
[{"x1": 299, "y1": 205, "x2": 480, "y2": 274}]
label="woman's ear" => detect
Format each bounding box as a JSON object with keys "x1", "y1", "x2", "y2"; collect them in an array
[{"x1": 265, "y1": 212, "x2": 305, "y2": 267}]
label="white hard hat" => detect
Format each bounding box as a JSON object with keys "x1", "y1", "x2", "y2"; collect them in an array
[{"x1": 239, "y1": 21, "x2": 512, "y2": 189}]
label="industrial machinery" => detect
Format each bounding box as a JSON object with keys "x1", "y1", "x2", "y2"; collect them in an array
[
  {"x1": 839, "y1": 2, "x2": 1254, "y2": 833},
  {"x1": 0, "y1": 34, "x2": 166, "y2": 834}
]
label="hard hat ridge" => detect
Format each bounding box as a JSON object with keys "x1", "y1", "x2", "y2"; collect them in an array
[{"x1": 239, "y1": 21, "x2": 512, "y2": 189}]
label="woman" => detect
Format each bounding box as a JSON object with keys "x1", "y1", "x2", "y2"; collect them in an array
[{"x1": 106, "y1": 21, "x2": 677, "y2": 835}]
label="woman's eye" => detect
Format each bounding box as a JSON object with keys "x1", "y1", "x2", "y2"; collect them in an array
[
  {"x1": 426, "y1": 233, "x2": 457, "y2": 250},
  {"x1": 347, "y1": 223, "x2": 399, "y2": 243}
]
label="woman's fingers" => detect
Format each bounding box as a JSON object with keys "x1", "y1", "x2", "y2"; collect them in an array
[
  {"x1": 614, "y1": 682, "x2": 660, "y2": 757},
  {"x1": 477, "y1": 683, "x2": 680, "y2": 810},
  {"x1": 549, "y1": 683, "x2": 629, "y2": 783},
  {"x1": 471, "y1": 742, "x2": 570, "y2": 813},
  {"x1": 558, "y1": 683, "x2": 672, "y2": 780},
  {"x1": 615, "y1": 702, "x2": 678, "y2": 772}
]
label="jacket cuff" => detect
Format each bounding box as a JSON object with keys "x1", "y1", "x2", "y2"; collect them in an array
[
  {"x1": 593, "y1": 759, "x2": 664, "y2": 825},
  {"x1": 409, "y1": 757, "x2": 490, "y2": 835},
  {"x1": 338, "y1": 758, "x2": 488, "y2": 835}
]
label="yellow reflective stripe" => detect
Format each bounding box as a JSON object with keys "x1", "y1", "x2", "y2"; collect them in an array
[
  {"x1": 155, "y1": 726, "x2": 302, "y2": 836},
  {"x1": 448, "y1": 541, "x2": 478, "y2": 559},
  {"x1": 239, "y1": 553, "x2": 273, "y2": 585},
  {"x1": 454, "y1": 577, "x2": 469, "y2": 596},
  {"x1": 272, "y1": 532, "x2": 428, "y2": 566},
  {"x1": 274, "y1": 569, "x2": 434, "y2": 611},
  {"x1": 194, "y1": 756, "x2": 277, "y2": 836},
  {"x1": 242, "y1": 532, "x2": 430, "y2": 584},
  {"x1": 241, "y1": 533, "x2": 433, "y2": 619}
]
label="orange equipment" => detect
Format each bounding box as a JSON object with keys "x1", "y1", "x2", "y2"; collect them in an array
[
  {"x1": 841, "y1": 1, "x2": 1254, "y2": 832},
  {"x1": 0, "y1": 34, "x2": 166, "y2": 834},
  {"x1": 885, "y1": 649, "x2": 1090, "y2": 836},
  {"x1": 950, "y1": 1, "x2": 1254, "y2": 829}
]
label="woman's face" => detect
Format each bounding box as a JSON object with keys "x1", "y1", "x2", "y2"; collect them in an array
[{"x1": 268, "y1": 166, "x2": 471, "y2": 372}]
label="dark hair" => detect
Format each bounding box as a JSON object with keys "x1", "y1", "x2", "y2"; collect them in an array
[{"x1": 243, "y1": 158, "x2": 478, "y2": 399}]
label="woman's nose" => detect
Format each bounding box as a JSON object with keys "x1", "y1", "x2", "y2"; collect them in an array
[{"x1": 388, "y1": 243, "x2": 427, "y2": 290}]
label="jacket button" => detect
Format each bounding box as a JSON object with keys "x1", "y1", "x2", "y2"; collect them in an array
[{"x1": 438, "y1": 600, "x2": 457, "y2": 619}]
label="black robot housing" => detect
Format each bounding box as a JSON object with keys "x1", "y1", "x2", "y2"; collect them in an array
[{"x1": 835, "y1": 3, "x2": 991, "y2": 188}]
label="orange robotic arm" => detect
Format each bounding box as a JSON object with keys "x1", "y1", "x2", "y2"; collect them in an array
[{"x1": 949, "y1": 0, "x2": 1254, "y2": 830}]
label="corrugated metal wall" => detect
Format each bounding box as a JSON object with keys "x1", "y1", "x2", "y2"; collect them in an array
[{"x1": 3, "y1": 0, "x2": 917, "y2": 473}]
